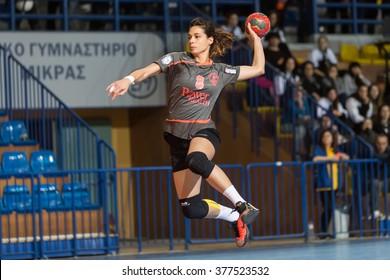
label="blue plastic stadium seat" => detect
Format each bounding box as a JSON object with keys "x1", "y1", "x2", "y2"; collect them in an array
[
  {"x1": 0, "y1": 165, "x2": 11, "y2": 179},
  {"x1": 1, "y1": 151, "x2": 31, "y2": 177},
  {"x1": 30, "y1": 150, "x2": 67, "y2": 177},
  {"x1": 0, "y1": 197, "x2": 13, "y2": 214},
  {"x1": 1, "y1": 120, "x2": 37, "y2": 146},
  {"x1": 32, "y1": 184, "x2": 69, "y2": 212},
  {"x1": 62, "y1": 183, "x2": 101, "y2": 210},
  {"x1": 3, "y1": 185, "x2": 33, "y2": 213}
]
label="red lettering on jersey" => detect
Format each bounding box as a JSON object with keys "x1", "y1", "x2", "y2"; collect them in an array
[
  {"x1": 181, "y1": 86, "x2": 210, "y2": 107},
  {"x1": 208, "y1": 72, "x2": 219, "y2": 86},
  {"x1": 195, "y1": 75, "x2": 204, "y2": 89}
]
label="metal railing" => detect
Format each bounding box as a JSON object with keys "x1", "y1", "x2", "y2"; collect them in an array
[
  {"x1": 1, "y1": 160, "x2": 388, "y2": 259},
  {"x1": 0, "y1": 169, "x2": 119, "y2": 260},
  {"x1": 0, "y1": 45, "x2": 116, "y2": 171},
  {"x1": 313, "y1": 0, "x2": 390, "y2": 34},
  {"x1": 0, "y1": 0, "x2": 259, "y2": 32}
]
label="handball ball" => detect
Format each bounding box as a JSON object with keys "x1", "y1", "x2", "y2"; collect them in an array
[{"x1": 245, "y1": 12, "x2": 271, "y2": 38}]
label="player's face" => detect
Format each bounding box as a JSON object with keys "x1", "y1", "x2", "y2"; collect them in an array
[{"x1": 188, "y1": 26, "x2": 213, "y2": 57}]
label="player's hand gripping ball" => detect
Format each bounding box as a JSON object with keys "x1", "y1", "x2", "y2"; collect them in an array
[{"x1": 245, "y1": 12, "x2": 271, "y2": 38}]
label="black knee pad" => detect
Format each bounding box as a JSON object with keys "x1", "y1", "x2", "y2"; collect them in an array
[
  {"x1": 179, "y1": 194, "x2": 209, "y2": 219},
  {"x1": 185, "y1": 152, "x2": 215, "y2": 178}
]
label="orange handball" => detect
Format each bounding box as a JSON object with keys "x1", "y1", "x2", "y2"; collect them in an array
[{"x1": 245, "y1": 12, "x2": 271, "y2": 38}]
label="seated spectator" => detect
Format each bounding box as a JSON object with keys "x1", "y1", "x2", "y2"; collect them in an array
[
  {"x1": 369, "y1": 134, "x2": 390, "y2": 219},
  {"x1": 274, "y1": 56, "x2": 300, "y2": 106},
  {"x1": 373, "y1": 104, "x2": 390, "y2": 138},
  {"x1": 345, "y1": 84, "x2": 373, "y2": 133},
  {"x1": 359, "y1": 118, "x2": 377, "y2": 145},
  {"x1": 264, "y1": 32, "x2": 292, "y2": 70},
  {"x1": 317, "y1": 87, "x2": 348, "y2": 122},
  {"x1": 309, "y1": 35, "x2": 338, "y2": 77},
  {"x1": 321, "y1": 64, "x2": 347, "y2": 103},
  {"x1": 220, "y1": 12, "x2": 246, "y2": 42},
  {"x1": 312, "y1": 129, "x2": 350, "y2": 238},
  {"x1": 301, "y1": 61, "x2": 323, "y2": 101},
  {"x1": 282, "y1": 87, "x2": 313, "y2": 161},
  {"x1": 343, "y1": 62, "x2": 372, "y2": 98},
  {"x1": 314, "y1": 115, "x2": 347, "y2": 146},
  {"x1": 263, "y1": 10, "x2": 287, "y2": 48},
  {"x1": 368, "y1": 83, "x2": 382, "y2": 117}
]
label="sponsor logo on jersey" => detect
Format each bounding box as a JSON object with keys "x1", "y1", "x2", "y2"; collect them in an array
[
  {"x1": 161, "y1": 55, "x2": 173, "y2": 65},
  {"x1": 225, "y1": 67, "x2": 237, "y2": 74},
  {"x1": 208, "y1": 72, "x2": 219, "y2": 86},
  {"x1": 181, "y1": 86, "x2": 210, "y2": 107},
  {"x1": 181, "y1": 202, "x2": 190, "y2": 206}
]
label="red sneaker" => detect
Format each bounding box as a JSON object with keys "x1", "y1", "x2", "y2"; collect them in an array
[{"x1": 230, "y1": 218, "x2": 249, "y2": 247}]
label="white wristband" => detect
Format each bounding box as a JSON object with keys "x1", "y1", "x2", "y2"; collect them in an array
[{"x1": 123, "y1": 75, "x2": 135, "y2": 85}]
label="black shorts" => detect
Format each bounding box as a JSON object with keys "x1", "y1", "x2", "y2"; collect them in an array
[{"x1": 163, "y1": 128, "x2": 221, "y2": 172}]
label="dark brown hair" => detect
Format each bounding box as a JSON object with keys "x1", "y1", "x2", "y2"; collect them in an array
[
  {"x1": 319, "y1": 128, "x2": 337, "y2": 150},
  {"x1": 189, "y1": 17, "x2": 234, "y2": 59}
]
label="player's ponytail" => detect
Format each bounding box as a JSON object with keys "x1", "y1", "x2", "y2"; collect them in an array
[{"x1": 190, "y1": 18, "x2": 235, "y2": 59}]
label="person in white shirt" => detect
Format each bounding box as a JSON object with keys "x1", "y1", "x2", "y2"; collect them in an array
[
  {"x1": 343, "y1": 62, "x2": 372, "y2": 97},
  {"x1": 317, "y1": 87, "x2": 348, "y2": 121},
  {"x1": 345, "y1": 84, "x2": 373, "y2": 132},
  {"x1": 220, "y1": 12, "x2": 245, "y2": 42},
  {"x1": 309, "y1": 35, "x2": 338, "y2": 77},
  {"x1": 274, "y1": 56, "x2": 300, "y2": 106}
]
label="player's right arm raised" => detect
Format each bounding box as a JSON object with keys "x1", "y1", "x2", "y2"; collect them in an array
[
  {"x1": 237, "y1": 22, "x2": 265, "y2": 81},
  {"x1": 106, "y1": 62, "x2": 162, "y2": 100}
]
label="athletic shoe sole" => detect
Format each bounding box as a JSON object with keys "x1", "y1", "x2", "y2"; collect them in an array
[{"x1": 240, "y1": 208, "x2": 259, "y2": 225}]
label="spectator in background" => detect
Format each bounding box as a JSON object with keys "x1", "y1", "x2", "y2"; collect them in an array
[
  {"x1": 13, "y1": 0, "x2": 38, "y2": 30},
  {"x1": 282, "y1": 87, "x2": 313, "y2": 161},
  {"x1": 264, "y1": 32, "x2": 292, "y2": 71},
  {"x1": 309, "y1": 35, "x2": 338, "y2": 77},
  {"x1": 369, "y1": 133, "x2": 390, "y2": 219},
  {"x1": 373, "y1": 104, "x2": 390, "y2": 138},
  {"x1": 314, "y1": 114, "x2": 347, "y2": 145},
  {"x1": 312, "y1": 129, "x2": 349, "y2": 239},
  {"x1": 220, "y1": 12, "x2": 246, "y2": 42},
  {"x1": 345, "y1": 84, "x2": 373, "y2": 133},
  {"x1": 274, "y1": 56, "x2": 300, "y2": 106},
  {"x1": 343, "y1": 62, "x2": 372, "y2": 98},
  {"x1": 326, "y1": 0, "x2": 350, "y2": 34},
  {"x1": 261, "y1": 0, "x2": 289, "y2": 28},
  {"x1": 301, "y1": 61, "x2": 323, "y2": 101},
  {"x1": 317, "y1": 87, "x2": 348, "y2": 122},
  {"x1": 368, "y1": 83, "x2": 382, "y2": 117},
  {"x1": 263, "y1": 10, "x2": 287, "y2": 48},
  {"x1": 321, "y1": 64, "x2": 347, "y2": 104},
  {"x1": 359, "y1": 118, "x2": 377, "y2": 145}
]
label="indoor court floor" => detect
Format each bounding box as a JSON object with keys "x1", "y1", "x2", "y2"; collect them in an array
[{"x1": 82, "y1": 238, "x2": 390, "y2": 260}]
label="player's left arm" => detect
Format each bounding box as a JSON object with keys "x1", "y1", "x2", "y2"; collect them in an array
[{"x1": 237, "y1": 23, "x2": 265, "y2": 81}]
